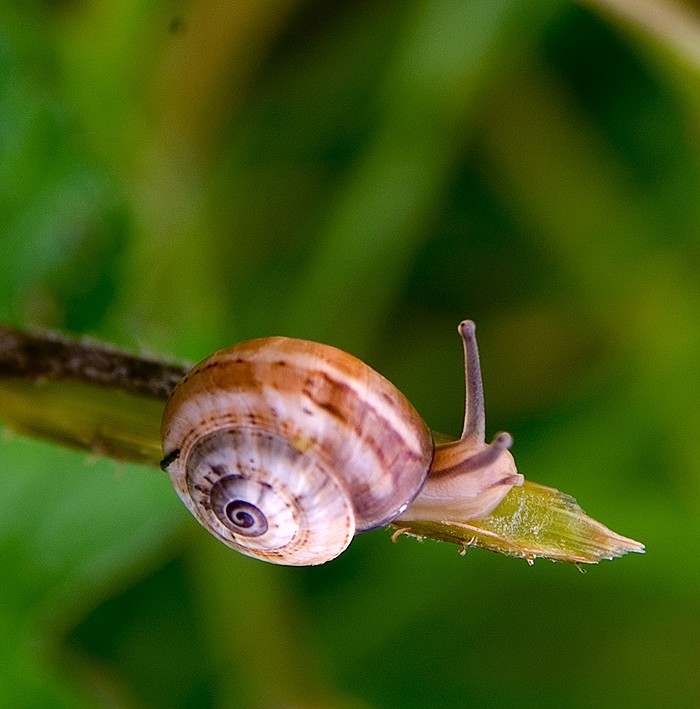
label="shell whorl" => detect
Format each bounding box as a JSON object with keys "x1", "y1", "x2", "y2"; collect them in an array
[{"x1": 161, "y1": 336, "x2": 434, "y2": 565}]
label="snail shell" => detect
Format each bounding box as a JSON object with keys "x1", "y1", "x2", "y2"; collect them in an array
[{"x1": 161, "y1": 336, "x2": 434, "y2": 565}]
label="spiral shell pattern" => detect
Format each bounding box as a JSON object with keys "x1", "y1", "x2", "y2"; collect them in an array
[{"x1": 161, "y1": 336, "x2": 434, "y2": 565}]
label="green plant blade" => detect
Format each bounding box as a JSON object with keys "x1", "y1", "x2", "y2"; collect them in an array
[
  {"x1": 393, "y1": 480, "x2": 645, "y2": 565},
  {"x1": 0, "y1": 377, "x2": 165, "y2": 467}
]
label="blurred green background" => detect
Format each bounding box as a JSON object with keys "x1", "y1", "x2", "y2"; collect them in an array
[{"x1": 1, "y1": 0, "x2": 698, "y2": 707}]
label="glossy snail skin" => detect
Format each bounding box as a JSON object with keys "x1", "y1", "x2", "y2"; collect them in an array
[{"x1": 161, "y1": 321, "x2": 523, "y2": 565}]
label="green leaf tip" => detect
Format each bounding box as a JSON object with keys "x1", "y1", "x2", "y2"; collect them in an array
[{"x1": 392, "y1": 480, "x2": 645, "y2": 565}]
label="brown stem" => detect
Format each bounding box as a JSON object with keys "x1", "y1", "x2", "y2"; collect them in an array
[{"x1": 0, "y1": 324, "x2": 188, "y2": 399}]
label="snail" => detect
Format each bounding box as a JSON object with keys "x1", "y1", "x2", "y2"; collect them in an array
[{"x1": 160, "y1": 320, "x2": 523, "y2": 565}]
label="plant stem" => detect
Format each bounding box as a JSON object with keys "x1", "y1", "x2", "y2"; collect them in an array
[
  {"x1": 0, "y1": 324, "x2": 188, "y2": 398},
  {"x1": 0, "y1": 325, "x2": 187, "y2": 466}
]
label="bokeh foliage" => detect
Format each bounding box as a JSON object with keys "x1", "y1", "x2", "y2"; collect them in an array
[{"x1": 1, "y1": 0, "x2": 698, "y2": 706}]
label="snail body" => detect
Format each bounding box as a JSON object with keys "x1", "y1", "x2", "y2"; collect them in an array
[{"x1": 161, "y1": 321, "x2": 523, "y2": 565}]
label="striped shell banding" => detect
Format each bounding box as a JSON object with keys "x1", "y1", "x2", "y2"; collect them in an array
[
  {"x1": 160, "y1": 322, "x2": 523, "y2": 565},
  {"x1": 161, "y1": 336, "x2": 433, "y2": 565}
]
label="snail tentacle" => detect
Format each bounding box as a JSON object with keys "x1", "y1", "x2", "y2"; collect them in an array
[
  {"x1": 459, "y1": 320, "x2": 486, "y2": 443},
  {"x1": 399, "y1": 322, "x2": 523, "y2": 525}
]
